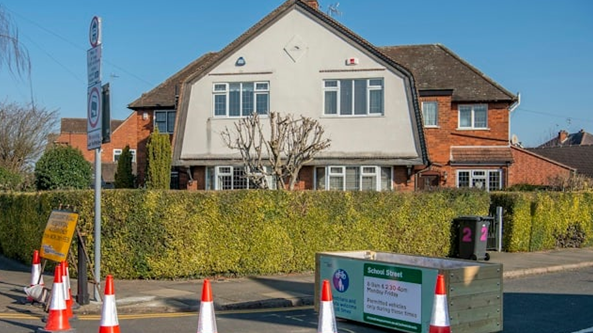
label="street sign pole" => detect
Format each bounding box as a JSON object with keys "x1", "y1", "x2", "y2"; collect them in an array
[{"x1": 88, "y1": 15, "x2": 102, "y2": 301}]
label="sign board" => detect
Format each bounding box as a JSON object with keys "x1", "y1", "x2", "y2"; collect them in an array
[
  {"x1": 89, "y1": 16, "x2": 101, "y2": 47},
  {"x1": 40, "y1": 210, "x2": 79, "y2": 262},
  {"x1": 87, "y1": 82, "x2": 102, "y2": 150},
  {"x1": 87, "y1": 45, "x2": 102, "y2": 86},
  {"x1": 317, "y1": 252, "x2": 438, "y2": 333}
]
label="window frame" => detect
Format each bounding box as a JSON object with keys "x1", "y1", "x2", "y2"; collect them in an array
[
  {"x1": 422, "y1": 101, "x2": 439, "y2": 127},
  {"x1": 212, "y1": 81, "x2": 269, "y2": 117},
  {"x1": 154, "y1": 110, "x2": 176, "y2": 133},
  {"x1": 113, "y1": 148, "x2": 136, "y2": 163},
  {"x1": 206, "y1": 165, "x2": 276, "y2": 190},
  {"x1": 315, "y1": 165, "x2": 392, "y2": 191},
  {"x1": 456, "y1": 169, "x2": 502, "y2": 191},
  {"x1": 323, "y1": 78, "x2": 384, "y2": 116},
  {"x1": 458, "y1": 104, "x2": 488, "y2": 129}
]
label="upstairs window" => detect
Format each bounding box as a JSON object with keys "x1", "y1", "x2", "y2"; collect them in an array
[
  {"x1": 323, "y1": 79, "x2": 383, "y2": 116},
  {"x1": 422, "y1": 101, "x2": 438, "y2": 127},
  {"x1": 155, "y1": 110, "x2": 176, "y2": 133},
  {"x1": 213, "y1": 82, "x2": 269, "y2": 117},
  {"x1": 459, "y1": 104, "x2": 487, "y2": 129}
]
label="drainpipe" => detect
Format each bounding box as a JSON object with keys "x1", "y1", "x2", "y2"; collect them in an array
[{"x1": 508, "y1": 92, "x2": 521, "y2": 144}]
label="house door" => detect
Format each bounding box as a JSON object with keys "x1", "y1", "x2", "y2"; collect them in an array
[{"x1": 418, "y1": 174, "x2": 440, "y2": 190}]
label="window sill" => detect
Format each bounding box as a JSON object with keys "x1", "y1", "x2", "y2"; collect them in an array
[
  {"x1": 456, "y1": 127, "x2": 490, "y2": 131},
  {"x1": 424, "y1": 125, "x2": 440, "y2": 129}
]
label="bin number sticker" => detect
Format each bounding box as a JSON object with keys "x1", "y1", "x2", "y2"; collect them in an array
[{"x1": 462, "y1": 225, "x2": 488, "y2": 242}]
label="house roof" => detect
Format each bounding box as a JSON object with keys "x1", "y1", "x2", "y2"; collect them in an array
[
  {"x1": 526, "y1": 145, "x2": 593, "y2": 178},
  {"x1": 380, "y1": 44, "x2": 517, "y2": 102},
  {"x1": 60, "y1": 118, "x2": 124, "y2": 134},
  {"x1": 169, "y1": 0, "x2": 429, "y2": 166},
  {"x1": 450, "y1": 146, "x2": 513, "y2": 165},
  {"x1": 128, "y1": 52, "x2": 218, "y2": 109},
  {"x1": 538, "y1": 129, "x2": 593, "y2": 147}
]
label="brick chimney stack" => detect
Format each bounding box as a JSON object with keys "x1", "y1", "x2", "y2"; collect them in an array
[
  {"x1": 558, "y1": 130, "x2": 568, "y2": 143},
  {"x1": 304, "y1": 0, "x2": 319, "y2": 10}
]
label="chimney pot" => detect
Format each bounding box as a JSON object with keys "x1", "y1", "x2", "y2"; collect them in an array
[
  {"x1": 304, "y1": 0, "x2": 319, "y2": 10},
  {"x1": 558, "y1": 130, "x2": 568, "y2": 143}
]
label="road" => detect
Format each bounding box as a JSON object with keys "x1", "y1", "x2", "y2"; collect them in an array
[{"x1": 2, "y1": 267, "x2": 593, "y2": 333}]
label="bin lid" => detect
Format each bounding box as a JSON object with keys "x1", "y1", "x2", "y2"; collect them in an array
[{"x1": 453, "y1": 215, "x2": 494, "y2": 222}]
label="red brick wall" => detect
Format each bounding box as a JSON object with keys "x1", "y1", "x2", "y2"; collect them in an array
[
  {"x1": 509, "y1": 147, "x2": 573, "y2": 186},
  {"x1": 55, "y1": 114, "x2": 138, "y2": 163},
  {"x1": 419, "y1": 96, "x2": 512, "y2": 189}
]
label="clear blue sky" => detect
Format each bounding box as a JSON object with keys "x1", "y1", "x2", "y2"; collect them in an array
[{"x1": 1, "y1": 0, "x2": 592, "y2": 147}]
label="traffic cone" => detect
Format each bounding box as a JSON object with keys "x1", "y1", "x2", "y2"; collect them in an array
[
  {"x1": 98, "y1": 275, "x2": 120, "y2": 333},
  {"x1": 429, "y1": 274, "x2": 451, "y2": 333},
  {"x1": 196, "y1": 279, "x2": 217, "y2": 333},
  {"x1": 60, "y1": 262, "x2": 75, "y2": 319},
  {"x1": 37, "y1": 265, "x2": 75, "y2": 333},
  {"x1": 317, "y1": 279, "x2": 337, "y2": 333},
  {"x1": 28, "y1": 250, "x2": 44, "y2": 302}
]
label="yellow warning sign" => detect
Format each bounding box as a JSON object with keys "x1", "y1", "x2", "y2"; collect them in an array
[{"x1": 40, "y1": 210, "x2": 79, "y2": 262}]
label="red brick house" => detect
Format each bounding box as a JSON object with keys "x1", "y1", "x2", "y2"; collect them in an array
[
  {"x1": 55, "y1": 115, "x2": 138, "y2": 187},
  {"x1": 126, "y1": 0, "x2": 570, "y2": 191}
]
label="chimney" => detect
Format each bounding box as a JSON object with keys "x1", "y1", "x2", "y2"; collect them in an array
[
  {"x1": 558, "y1": 130, "x2": 568, "y2": 143},
  {"x1": 304, "y1": 0, "x2": 319, "y2": 10}
]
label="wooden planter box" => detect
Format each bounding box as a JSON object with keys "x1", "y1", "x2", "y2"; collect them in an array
[{"x1": 315, "y1": 251, "x2": 503, "y2": 333}]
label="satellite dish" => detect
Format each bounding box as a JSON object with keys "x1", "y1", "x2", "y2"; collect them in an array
[{"x1": 511, "y1": 134, "x2": 519, "y2": 145}]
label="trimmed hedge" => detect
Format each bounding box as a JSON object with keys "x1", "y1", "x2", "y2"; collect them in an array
[
  {"x1": 0, "y1": 189, "x2": 491, "y2": 279},
  {"x1": 490, "y1": 192, "x2": 593, "y2": 252},
  {"x1": 5, "y1": 190, "x2": 593, "y2": 278}
]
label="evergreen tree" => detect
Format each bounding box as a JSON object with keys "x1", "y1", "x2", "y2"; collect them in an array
[
  {"x1": 145, "y1": 128, "x2": 171, "y2": 189},
  {"x1": 34, "y1": 145, "x2": 92, "y2": 190},
  {"x1": 114, "y1": 145, "x2": 135, "y2": 188}
]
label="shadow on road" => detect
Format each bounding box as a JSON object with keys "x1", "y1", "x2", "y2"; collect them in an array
[{"x1": 504, "y1": 292, "x2": 593, "y2": 333}]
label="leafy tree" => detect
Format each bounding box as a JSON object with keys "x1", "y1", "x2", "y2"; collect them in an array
[
  {"x1": 145, "y1": 128, "x2": 171, "y2": 189},
  {"x1": 0, "y1": 101, "x2": 58, "y2": 173},
  {"x1": 0, "y1": 5, "x2": 30, "y2": 77},
  {"x1": 221, "y1": 112, "x2": 331, "y2": 190},
  {"x1": 34, "y1": 145, "x2": 92, "y2": 190},
  {"x1": 114, "y1": 145, "x2": 135, "y2": 188}
]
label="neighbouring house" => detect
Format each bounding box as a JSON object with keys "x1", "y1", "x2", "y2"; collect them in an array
[
  {"x1": 524, "y1": 129, "x2": 593, "y2": 180},
  {"x1": 54, "y1": 115, "x2": 138, "y2": 187},
  {"x1": 126, "y1": 0, "x2": 569, "y2": 191}
]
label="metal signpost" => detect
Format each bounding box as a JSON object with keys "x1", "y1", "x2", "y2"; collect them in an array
[{"x1": 87, "y1": 15, "x2": 102, "y2": 301}]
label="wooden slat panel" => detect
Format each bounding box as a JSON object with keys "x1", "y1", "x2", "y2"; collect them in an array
[
  {"x1": 449, "y1": 290, "x2": 502, "y2": 311},
  {"x1": 450, "y1": 303, "x2": 502, "y2": 324},
  {"x1": 448, "y1": 264, "x2": 502, "y2": 284},
  {"x1": 449, "y1": 277, "x2": 502, "y2": 297},
  {"x1": 451, "y1": 317, "x2": 503, "y2": 333}
]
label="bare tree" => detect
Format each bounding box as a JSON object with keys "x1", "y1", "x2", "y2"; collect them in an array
[
  {"x1": 0, "y1": 5, "x2": 31, "y2": 77},
  {"x1": 0, "y1": 101, "x2": 58, "y2": 173},
  {"x1": 221, "y1": 112, "x2": 331, "y2": 190}
]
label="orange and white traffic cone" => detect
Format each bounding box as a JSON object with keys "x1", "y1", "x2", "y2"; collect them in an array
[
  {"x1": 98, "y1": 275, "x2": 120, "y2": 333},
  {"x1": 196, "y1": 279, "x2": 217, "y2": 333},
  {"x1": 37, "y1": 265, "x2": 75, "y2": 333},
  {"x1": 429, "y1": 274, "x2": 451, "y2": 333},
  {"x1": 27, "y1": 250, "x2": 44, "y2": 303},
  {"x1": 317, "y1": 280, "x2": 337, "y2": 333},
  {"x1": 61, "y1": 261, "x2": 75, "y2": 319}
]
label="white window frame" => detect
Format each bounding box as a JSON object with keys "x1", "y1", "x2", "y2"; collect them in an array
[
  {"x1": 206, "y1": 166, "x2": 276, "y2": 190},
  {"x1": 212, "y1": 81, "x2": 269, "y2": 117},
  {"x1": 315, "y1": 166, "x2": 392, "y2": 191},
  {"x1": 456, "y1": 169, "x2": 502, "y2": 191},
  {"x1": 155, "y1": 110, "x2": 176, "y2": 133},
  {"x1": 458, "y1": 104, "x2": 488, "y2": 129},
  {"x1": 113, "y1": 148, "x2": 136, "y2": 163},
  {"x1": 323, "y1": 78, "x2": 384, "y2": 116},
  {"x1": 422, "y1": 101, "x2": 438, "y2": 127}
]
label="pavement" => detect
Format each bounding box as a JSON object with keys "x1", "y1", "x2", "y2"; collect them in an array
[{"x1": 1, "y1": 247, "x2": 593, "y2": 316}]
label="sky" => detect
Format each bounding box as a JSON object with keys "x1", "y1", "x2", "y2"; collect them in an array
[{"x1": 1, "y1": 0, "x2": 592, "y2": 148}]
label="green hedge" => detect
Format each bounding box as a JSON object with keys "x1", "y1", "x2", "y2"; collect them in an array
[
  {"x1": 491, "y1": 192, "x2": 593, "y2": 252},
  {"x1": 0, "y1": 189, "x2": 491, "y2": 279}
]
